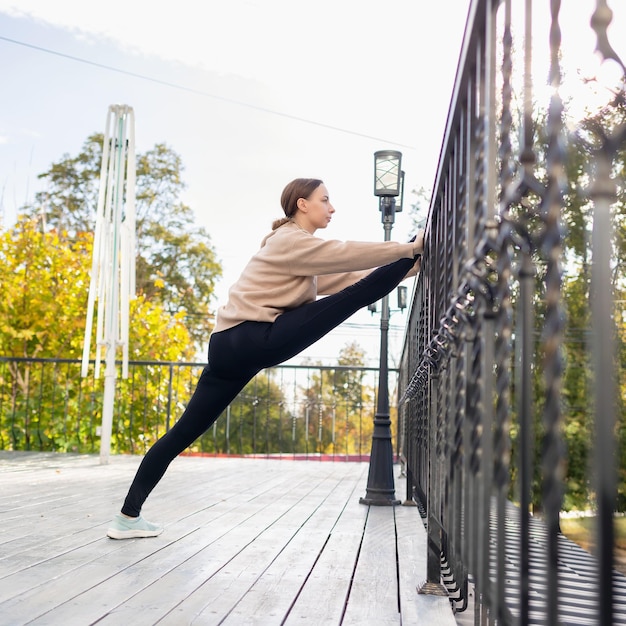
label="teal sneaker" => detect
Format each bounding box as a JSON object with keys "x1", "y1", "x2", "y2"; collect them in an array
[{"x1": 107, "y1": 514, "x2": 163, "y2": 539}]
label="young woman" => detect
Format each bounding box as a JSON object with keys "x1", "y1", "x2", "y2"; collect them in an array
[{"x1": 107, "y1": 178, "x2": 423, "y2": 539}]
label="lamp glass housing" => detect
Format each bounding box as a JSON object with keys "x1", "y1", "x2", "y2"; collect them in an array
[
  {"x1": 374, "y1": 150, "x2": 402, "y2": 197},
  {"x1": 397, "y1": 285, "x2": 408, "y2": 311},
  {"x1": 395, "y1": 171, "x2": 405, "y2": 212}
]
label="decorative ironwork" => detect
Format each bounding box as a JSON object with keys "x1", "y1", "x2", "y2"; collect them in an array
[
  {"x1": 398, "y1": 0, "x2": 626, "y2": 623},
  {"x1": 0, "y1": 357, "x2": 393, "y2": 461}
]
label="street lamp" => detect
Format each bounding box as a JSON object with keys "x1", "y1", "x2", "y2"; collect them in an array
[
  {"x1": 360, "y1": 150, "x2": 404, "y2": 506},
  {"x1": 368, "y1": 285, "x2": 408, "y2": 315}
]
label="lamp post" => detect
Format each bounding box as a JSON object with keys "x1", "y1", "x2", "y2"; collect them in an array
[{"x1": 360, "y1": 150, "x2": 404, "y2": 506}]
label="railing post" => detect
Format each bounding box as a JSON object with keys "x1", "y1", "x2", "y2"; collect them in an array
[
  {"x1": 166, "y1": 363, "x2": 174, "y2": 432},
  {"x1": 590, "y1": 137, "x2": 620, "y2": 626},
  {"x1": 226, "y1": 404, "x2": 231, "y2": 455},
  {"x1": 418, "y1": 372, "x2": 447, "y2": 596},
  {"x1": 517, "y1": 250, "x2": 535, "y2": 626}
]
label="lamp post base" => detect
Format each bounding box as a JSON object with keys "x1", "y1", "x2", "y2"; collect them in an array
[
  {"x1": 417, "y1": 581, "x2": 449, "y2": 596},
  {"x1": 359, "y1": 414, "x2": 400, "y2": 506},
  {"x1": 359, "y1": 494, "x2": 401, "y2": 506}
]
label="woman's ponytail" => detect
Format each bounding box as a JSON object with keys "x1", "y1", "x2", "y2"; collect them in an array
[{"x1": 271, "y1": 217, "x2": 291, "y2": 230}]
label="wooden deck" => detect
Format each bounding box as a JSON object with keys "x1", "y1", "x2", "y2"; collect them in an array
[{"x1": 0, "y1": 451, "x2": 457, "y2": 625}]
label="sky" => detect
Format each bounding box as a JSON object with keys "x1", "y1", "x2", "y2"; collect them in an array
[{"x1": 0, "y1": 0, "x2": 625, "y2": 367}]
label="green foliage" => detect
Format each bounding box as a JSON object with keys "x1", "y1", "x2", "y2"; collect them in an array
[
  {"x1": 0, "y1": 213, "x2": 199, "y2": 452},
  {"x1": 197, "y1": 371, "x2": 301, "y2": 456},
  {"x1": 0, "y1": 217, "x2": 92, "y2": 358},
  {"x1": 295, "y1": 342, "x2": 377, "y2": 456},
  {"x1": 616, "y1": 282, "x2": 626, "y2": 510},
  {"x1": 23, "y1": 134, "x2": 222, "y2": 346},
  {"x1": 407, "y1": 186, "x2": 430, "y2": 236},
  {"x1": 560, "y1": 273, "x2": 593, "y2": 510},
  {"x1": 0, "y1": 358, "x2": 203, "y2": 454},
  {"x1": 32, "y1": 134, "x2": 103, "y2": 235},
  {"x1": 0, "y1": 214, "x2": 196, "y2": 361},
  {"x1": 504, "y1": 95, "x2": 626, "y2": 512},
  {"x1": 559, "y1": 99, "x2": 626, "y2": 511}
]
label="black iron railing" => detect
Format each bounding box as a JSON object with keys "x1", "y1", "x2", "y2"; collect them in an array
[
  {"x1": 0, "y1": 356, "x2": 396, "y2": 461},
  {"x1": 398, "y1": 0, "x2": 626, "y2": 624}
]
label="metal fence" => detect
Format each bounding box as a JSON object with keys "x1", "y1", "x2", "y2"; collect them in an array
[
  {"x1": 0, "y1": 356, "x2": 397, "y2": 462},
  {"x1": 398, "y1": 0, "x2": 626, "y2": 624}
]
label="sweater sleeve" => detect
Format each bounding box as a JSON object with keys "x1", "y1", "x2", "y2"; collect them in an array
[
  {"x1": 285, "y1": 230, "x2": 416, "y2": 276},
  {"x1": 317, "y1": 256, "x2": 421, "y2": 295},
  {"x1": 316, "y1": 269, "x2": 373, "y2": 295}
]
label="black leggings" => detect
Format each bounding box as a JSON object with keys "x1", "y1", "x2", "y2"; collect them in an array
[{"x1": 121, "y1": 254, "x2": 416, "y2": 516}]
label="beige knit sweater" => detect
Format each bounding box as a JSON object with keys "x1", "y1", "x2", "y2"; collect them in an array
[{"x1": 213, "y1": 221, "x2": 418, "y2": 333}]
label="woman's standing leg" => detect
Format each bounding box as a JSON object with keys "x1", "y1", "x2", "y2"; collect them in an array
[
  {"x1": 107, "y1": 362, "x2": 253, "y2": 538},
  {"x1": 119, "y1": 369, "x2": 248, "y2": 517}
]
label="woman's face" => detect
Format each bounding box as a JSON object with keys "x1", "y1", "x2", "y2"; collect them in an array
[{"x1": 297, "y1": 184, "x2": 335, "y2": 232}]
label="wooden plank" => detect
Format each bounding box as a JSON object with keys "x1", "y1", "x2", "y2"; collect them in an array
[
  {"x1": 0, "y1": 456, "x2": 318, "y2": 622},
  {"x1": 394, "y1": 501, "x2": 457, "y2": 625},
  {"x1": 1, "y1": 456, "x2": 361, "y2": 624},
  {"x1": 0, "y1": 465, "x2": 315, "y2": 622},
  {"x1": 281, "y1": 466, "x2": 369, "y2": 625},
  {"x1": 154, "y1": 469, "x2": 359, "y2": 625},
  {"x1": 342, "y1": 504, "x2": 401, "y2": 625},
  {"x1": 219, "y1": 465, "x2": 366, "y2": 624},
  {"x1": 0, "y1": 454, "x2": 454, "y2": 626},
  {"x1": 89, "y1": 468, "x2": 344, "y2": 625},
  {"x1": 0, "y1": 457, "x2": 284, "y2": 582}
]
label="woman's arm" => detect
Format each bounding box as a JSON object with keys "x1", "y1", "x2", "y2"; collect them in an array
[
  {"x1": 317, "y1": 256, "x2": 421, "y2": 295},
  {"x1": 284, "y1": 230, "x2": 419, "y2": 276},
  {"x1": 316, "y1": 269, "x2": 373, "y2": 295}
]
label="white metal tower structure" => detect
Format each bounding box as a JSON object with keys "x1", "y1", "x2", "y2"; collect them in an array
[{"x1": 81, "y1": 105, "x2": 136, "y2": 464}]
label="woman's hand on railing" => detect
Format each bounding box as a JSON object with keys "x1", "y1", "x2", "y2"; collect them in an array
[
  {"x1": 412, "y1": 229, "x2": 425, "y2": 256},
  {"x1": 405, "y1": 256, "x2": 421, "y2": 279}
]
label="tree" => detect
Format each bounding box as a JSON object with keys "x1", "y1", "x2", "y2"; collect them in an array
[
  {"x1": 0, "y1": 214, "x2": 196, "y2": 362},
  {"x1": 23, "y1": 134, "x2": 222, "y2": 347},
  {"x1": 506, "y1": 94, "x2": 626, "y2": 511},
  {"x1": 407, "y1": 185, "x2": 431, "y2": 237},
  {"x1": 194, "y1": 368, "x2": 297, "y2": 456},
  {"x1": 0, "y1": 214, "x2": 197, "y2": 452},
  {"x1": 0, "y1": 217, "x2": 91, "y2": 359},
  {"x1": 298, "y1": 342, "x2": 376, "y2": 457}
]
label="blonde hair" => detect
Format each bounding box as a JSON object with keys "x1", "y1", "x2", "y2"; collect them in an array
[{"x1": 272, "y1": 178, "x2": 323, "y2": 230}]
